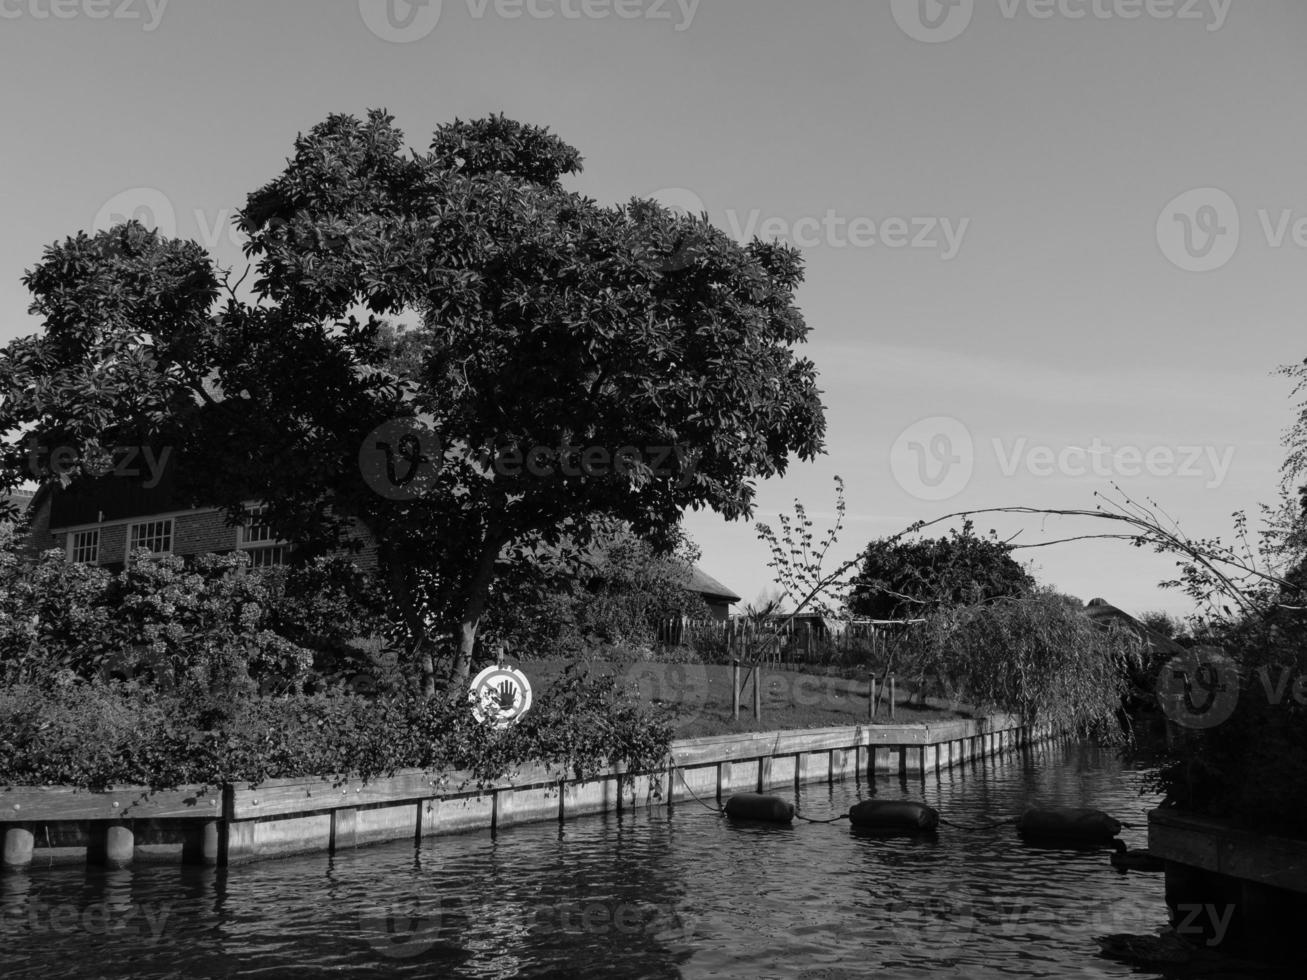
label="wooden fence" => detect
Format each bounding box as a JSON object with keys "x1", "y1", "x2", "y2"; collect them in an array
[{"x1": 655, "y1": 615, "x2": 921, "y2": 667}]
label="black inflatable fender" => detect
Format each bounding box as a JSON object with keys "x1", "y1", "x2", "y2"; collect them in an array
[
  {"x1": 723, "y1": 793, "x2": 795, "y2": 823},
  {"x1": 1016, "y1": 807, "x2": 1121, "y2": 843},
  {"x1": 848, "y1": 799, "x2": 939, "y2": 832}
]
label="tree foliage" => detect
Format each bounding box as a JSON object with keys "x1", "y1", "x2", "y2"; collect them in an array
[
  {"x1": 849, "y1": 520, "x2": 1035, "y2": 620},
  {"x1": 482, "y1": 520, "x2": 711, "y2": 657},
  {"x1": 897, "y1": 589, "x2": 1141, "y2": 738},
  {"x1": 0, "y1": 539, "x2": 387, "y2": 696},
  {"x1": 0, "y1": 110, "x2": 826, "y2": 694}
]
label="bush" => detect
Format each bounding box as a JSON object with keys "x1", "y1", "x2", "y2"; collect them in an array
[
  {"x1": 0, "y1": 668, "x2": 674, "y2": 791},
  {"x1": 0, "y1": 545, "x2": 401, "y2": 693},
  {"x1": 897, "y1": 589, "x2": 1142, "y2": 740},
  {"x1": 1146, "y1": 613, "x2": 1307, "y2": 835}
]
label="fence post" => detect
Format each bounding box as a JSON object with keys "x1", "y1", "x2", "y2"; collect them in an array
[
  {"x1": 889, "y1": 674, "x2": 896, "y2": 722},
  {"x1": 869, "y1": 676, "x2": 876, "y2": 721},
  {"x1": 753, "y1": 664, "x2": 762, "y2": 720}
]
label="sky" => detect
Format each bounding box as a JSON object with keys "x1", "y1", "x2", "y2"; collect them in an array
[{"x1": 1, "y1": 0, "x2": 1304, "y2": 620}]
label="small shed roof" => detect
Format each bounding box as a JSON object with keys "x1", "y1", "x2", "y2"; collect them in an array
[
  {"x1": 681, "y1": 564, "x2": 741, "y2": 603},
  {"x1": 1084, "y1": 597, "x2": 1186, "y2": 655}
]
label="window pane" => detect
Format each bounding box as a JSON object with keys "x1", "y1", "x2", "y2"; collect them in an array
[
  {"x1": 246, "y1": 545, "x2": 287, "y2": 567},
  {"x1": 70, "y1": 529, "x2": 99, "y2": 564},
  {"x1": 130, "y1": 520, "x2": 172, "y2": 553},
  {"x1": 242, "y1": 506, "x2": 279, "y2": 544}
]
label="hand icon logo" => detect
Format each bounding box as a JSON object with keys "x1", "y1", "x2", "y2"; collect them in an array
[
  {"x1": 495, "y1": 679, "x2": 519, "y2": 712},
  {"x1": 469, "y1": 665, "x2": 533, "y2": 728}
]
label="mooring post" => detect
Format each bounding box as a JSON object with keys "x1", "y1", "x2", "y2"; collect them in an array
[
  {"x1": 731, "y1": 659, "x2": 741, "y2": 720},
  {"x1": 87, "y1": 821, "x2": 134, "y2": 869},
  {"x1": 2, "y1": 825, "x2": 35, "y2": 870},
  {"x1": 753, "y1": 665, "x2": 762, "y2": 720},
  {"x1": 869, "y1": 677, "x2": 877, "y2": 721},
  {"x1": 889, "y1": 674, "x2": 896, "y2": 721},
  {"x1": 182, "y1": 820, "x2": 221, "y2": 867}
]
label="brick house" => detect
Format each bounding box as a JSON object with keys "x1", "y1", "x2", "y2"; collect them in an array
[
  {"x1": 20, "y1": 450, "x2": 378, "y2": 571},
  {"x1": 21, "y1": 467, "x2": 736, "y2": 616}
]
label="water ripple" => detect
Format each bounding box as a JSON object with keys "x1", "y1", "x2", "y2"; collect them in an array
[{"x1": 0, "y1": 740, "x2": 1177, "y2": 979}]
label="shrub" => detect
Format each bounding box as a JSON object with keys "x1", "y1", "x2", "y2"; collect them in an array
[
  {"x1": 897, "y1": 589, "x2": 1142, "y2": 740},
  {"x1": 1146, "y1": 613, "x2": 1307, "y2": 835},
  {"x1": 0, "y1": 668, "x2": 674, "y2": 791}
]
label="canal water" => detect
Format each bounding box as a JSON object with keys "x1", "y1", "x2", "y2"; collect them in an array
[{"x1": 2, "y1": 739, "x2": 1179, "y2": 978}]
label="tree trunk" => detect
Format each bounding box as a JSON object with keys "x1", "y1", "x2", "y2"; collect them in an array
[
  {"x1": 446, "y1": 530, "x2": 504, "y2": 694},
  {"x1": 386, "y1": 562, "x2": 438, "y2": 697}
]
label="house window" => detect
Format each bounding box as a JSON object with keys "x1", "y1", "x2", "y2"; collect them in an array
[
  {"x1": 240, "y1": 506, "x2": 288, "y2": 567},
  {"x1": 69, "y1": 529, "x2": 100, "y2": 564},
  {"x1": 245, "y1": 544, "x2": 289, "y2": 568},
  {"x1": 129, "y1": 519, "x2": 173, "y2": 555}
]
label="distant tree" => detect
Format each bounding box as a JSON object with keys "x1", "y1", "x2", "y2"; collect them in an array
[
  {"x1": 483, "y1": 521, "x2": 709, "y2": 656},
  {"x1": 848, "y1": 520, "x2": 1035, "y2": 620},
  {"x1": 0, "y1": 111, "x2": 825, "y2": 695},
  {"x1": 898, "y1": 588, "x2": 1142, "y2": 737},
  {"x1": 1138, "y1": 609, "x2": 1188, "y2": 642}
]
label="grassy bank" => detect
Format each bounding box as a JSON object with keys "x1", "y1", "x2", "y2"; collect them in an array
[{"x1": 522, "y1": 658, "x2": 974, "y2": 738}]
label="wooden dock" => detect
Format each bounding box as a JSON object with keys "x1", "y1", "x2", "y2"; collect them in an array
[{"x1": 1, "y1": 716, "x2": 1055, "y2": 870}]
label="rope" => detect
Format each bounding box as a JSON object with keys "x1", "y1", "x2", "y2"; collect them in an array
[
  {"x1": 795, "y1": 812, "x2": 850, "y2": 824},
  {"x1": 668, "y1": 758, "x2": 725, "y2": 815}
]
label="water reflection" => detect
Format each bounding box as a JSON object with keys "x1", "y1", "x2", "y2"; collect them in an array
[{"x1": 1, "y1": 739, "x2": 1184, "y2": 978}]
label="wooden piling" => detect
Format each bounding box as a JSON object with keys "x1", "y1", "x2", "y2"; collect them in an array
[
  {"x1": 87, "y1": 822, "x2": 134, "y2": 869},
  {"x1": 182, "y1": 820, "x2": 220, "y2": 866},
  {"x1": 2, "y1": 825, "x2": 34, "y2": 870}
]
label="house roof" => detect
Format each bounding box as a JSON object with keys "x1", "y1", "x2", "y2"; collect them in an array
[
  {"x1": 682, "y1": 564, "x2": 741, "y2": 603},
  {"x1": 1, "y1": 491, "x2": 34, "y2": 510},
  {"x1": 1083, "y1": 597, "x2": 1186, "y2": 655}
]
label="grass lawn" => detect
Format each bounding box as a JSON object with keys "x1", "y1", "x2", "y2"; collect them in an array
[{"x1": 521, "y1": 657, "x2": 975, "y2": 738}]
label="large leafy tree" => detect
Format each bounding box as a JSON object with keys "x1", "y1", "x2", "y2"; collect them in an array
[
  {"x1": 848, "y1": 520, "x2": 1034, "y2": 620},
  {"x1": 0, "y1": 111, "x2": 825, "y2": 694}
]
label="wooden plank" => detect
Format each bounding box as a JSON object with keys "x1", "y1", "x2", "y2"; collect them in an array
[
  {"x1": 0, "y1": 786, "x2": 221, "y2": 822},
  {"x1": 1149, "y1": 809, "x2": 1307, "y2": 894}
]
